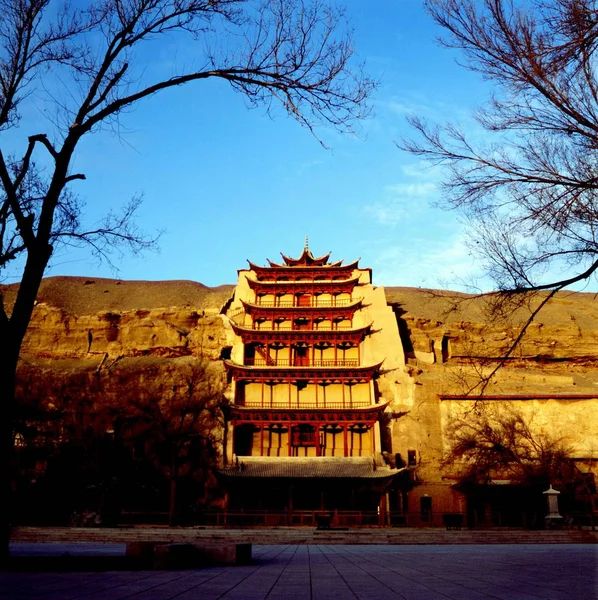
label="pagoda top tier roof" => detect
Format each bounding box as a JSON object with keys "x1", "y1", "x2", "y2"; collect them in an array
[
  {"x1": 247, "y1": 258, "x2": 359, "y2": 273},
  {"x1": 277, "y1": 240, "x2": 333, "y2": 267},
  {"x1": 247, "y1": 241, "x2": 358, "y2": 270},
  {"x1": 271, "y1": 249, "x2": 336, "y2": 267}
]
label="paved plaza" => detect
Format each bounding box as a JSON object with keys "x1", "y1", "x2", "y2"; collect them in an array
[{"x1": 2, "y1": 543, "x2": 597, "y2": 600}]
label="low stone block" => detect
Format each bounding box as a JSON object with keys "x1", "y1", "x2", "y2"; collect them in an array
[
  {"x1": 196, "y1": 543, "x2": 252, "y2": 566},
  {"x1": 127, "y1": 541, "x2": 252, "y2": 569},
  {"x1": 125, "y1": 541, "x2": 156, "y2": 562},
  {"x1": 153, "y1": 543, "x2": 199, "y2": 569}
]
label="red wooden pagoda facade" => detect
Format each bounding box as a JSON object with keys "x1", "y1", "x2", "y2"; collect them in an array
[{"x1": 217, "y1": 244, "x2": 404, "y2": 525}]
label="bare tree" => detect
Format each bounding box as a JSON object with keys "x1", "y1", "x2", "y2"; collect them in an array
[
  {"x1": 405, "y1": 0, "x2": 598, "y2": 294},
  {"x1": 403, "y1": 0, "x2": 598, "y2": 390},
  {"x1": 122, "y1": 361, "x2": 225, "y2": 526},
  {"x1": 0, "y1": 0, "x2": 374, "y2": 562},
  {"x1": 443, "y1": 405, "x2": 573, "y2": 485},
  {"x1": 442, "y1": 403, "x2": 596, "y2": 527}
]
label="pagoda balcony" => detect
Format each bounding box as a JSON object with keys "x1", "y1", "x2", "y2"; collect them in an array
[
  {"x1": 243, "y1": 323, "x2": 353, "y2": 331},
  {"x1": 241, "y1": 401, "x2": 372, "y2": 410},
  {"x1": 244, "y1": 358, "x2": 359, "y2": 368},
  {"x1": 224, "y1": 359, "x2": 382, "y2": 383},
  {"x1": 254, "y1": 299, "x2": 355, "y2": 308}
]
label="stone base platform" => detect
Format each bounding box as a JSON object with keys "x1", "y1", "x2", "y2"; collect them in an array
[{"x1": 10, "y1": 525, "x2": 598, "y2": 546}]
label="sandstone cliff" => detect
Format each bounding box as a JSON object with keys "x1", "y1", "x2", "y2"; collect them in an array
[
  {"x1": 6, "y1": 276, "x2": 598, "y2": 522},
  {"x1": 7, "y1": 277, "x2": 598, "y2": 396}
]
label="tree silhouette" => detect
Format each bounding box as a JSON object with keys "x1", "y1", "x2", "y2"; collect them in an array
[
  {"x1": 404, "y1": 0, "x2": 598, "y2": 390},
  {"x1": 0, "y1": 0, "x2": 374, "y2": 561}
]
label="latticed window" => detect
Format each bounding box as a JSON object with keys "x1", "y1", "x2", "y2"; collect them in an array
[{"x1": 292, "y1": 426, "x2": 317, "y2": 446}]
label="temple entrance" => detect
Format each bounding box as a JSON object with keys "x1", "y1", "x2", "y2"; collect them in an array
[{"x1": 220, "y1": 477, "x2": 390, "y2": 526}]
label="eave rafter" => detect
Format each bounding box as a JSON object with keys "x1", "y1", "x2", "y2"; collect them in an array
[
  {"x1": 247, "y1": 275, "x2": 361, "y2": 295},
  {"x1": 230, "y1": 322, "x2": 373, "y2": 344},
  {"x1": 229, "y1": 402, "x2": 388, "y2": 426},
  {"x1": 268, "y1": 258, "x2": 344, "y2": 268},
  {"x1": 240, "y1": 299, "x2": 363, "y2": 321},
  {"x1": 245, "y1": 259, "x2": 361, "y2": 281}
]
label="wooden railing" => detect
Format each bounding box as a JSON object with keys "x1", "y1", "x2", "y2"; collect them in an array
[
  {"x1": 241, "y1": 401, "x2": 372, "y2": 409},
  {"x1": 229, "y1": 317, "x2": 355, "y2": 331},
  {"x1": 244, "y1": 358, "x2": 359, "y2": 368},
  {"x1": 250, "y1": 323, "x2": 354, "y2": 331},
  {"x1": 201, "y1": 509, "x2": 382, "y2": 527},
  {"x1": 198, "y1": 510, "x2": 458, "y2": 528},
  {"x1": 254, "y1": 299, "x2": 354, "y2": 308}
]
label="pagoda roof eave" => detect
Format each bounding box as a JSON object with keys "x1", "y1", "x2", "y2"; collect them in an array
[
  {"x1": 240, "y1": 298, "x2": 363, "y2": 312},
  {"x1": 229, "y1": 322, "x2": 373, "y2": 338},
  {"x1": 247, "y1": 258, "x2": 360, "y2": 272},
  {"x1": 267, "y1": 258, "x2": 345, "y2": 269},
  {"x1": 246, "y1": 275, "x2": 361, "y2": 289},
  {"x1": 280, "y1": 248, "x2": 332, "y2": 266},
  {"x1": 216, "y1": 456, "x2": 404, "y2": 480}
]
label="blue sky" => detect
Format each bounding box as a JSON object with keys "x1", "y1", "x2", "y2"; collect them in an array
[{"x1": 8, "y1": 1, "x2": 496, "y2": 289}]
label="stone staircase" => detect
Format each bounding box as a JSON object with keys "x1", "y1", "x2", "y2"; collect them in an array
[{"x1": 11, "y1": 526, "x2": 598, "y2": 545}]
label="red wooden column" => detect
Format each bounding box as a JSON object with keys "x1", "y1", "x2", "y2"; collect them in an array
[
  {"x1": 343, "y1": 424, "x2": 348, "y2": 457},
  {"x1": 260, "y1": 425, "x2": 265, "y2": 456},
  {"x1": 371, "y1": 422, "x2": 376, "y2": 454},
  {"x1": 378, "y1": 493, "x2": 387, "y2": 527},
  {"x1": 315, "y1": 424, "x2": 321, "y2": 457},
  {"x1": 288, "y1": 424, "x2": 293, "y2": 457}
]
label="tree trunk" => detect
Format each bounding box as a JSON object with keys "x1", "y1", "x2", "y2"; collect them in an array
[
  {"x1": 0, "y1": 335, "x2": 19, "y2": 569},
  {"x1": 0, "y1": 250, "x2": 53, "y2": 568},
  {"x1": 169, "y1": 477, "x2": 177, "y2": 527},
  {"x1": 169, "y1": 451, "x2": 178, "y2": 527}
]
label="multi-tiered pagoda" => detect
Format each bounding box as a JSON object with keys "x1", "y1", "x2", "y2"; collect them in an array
[{"x1": 218, "y1": 243, "x2": 406, "y2": 526}]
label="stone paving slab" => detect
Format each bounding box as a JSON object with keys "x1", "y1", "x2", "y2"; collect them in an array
[{"x1": 2, "y1": 544, "x2": 597, "y2": 600}]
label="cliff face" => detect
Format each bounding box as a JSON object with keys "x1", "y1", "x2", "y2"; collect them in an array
[
  {"x1": 22, "y1": 303, "x2": 227, "y2": 361},
  {"x1": 7, "y1": 276, "x2": 598, "y2": 521},
  {"x1": 18, "y1": 278, "x2": 598, "y2": 365},
  {"x1": 13, "y1": 278, "x2": 598, "y2": 401},
  {"x1": 11, "y1": 276, "x2": 233, "y2": 358},
  {"x1": 11, "y1": 278, "x2": 234, "y2": 441},
  {"x1": 386, "y1": 286, "x2": 598, "y2": 373}
]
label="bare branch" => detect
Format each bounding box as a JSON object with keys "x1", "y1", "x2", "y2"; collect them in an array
[{"x1": 406, "y1": 0, "x2": 598, "y2": 295}]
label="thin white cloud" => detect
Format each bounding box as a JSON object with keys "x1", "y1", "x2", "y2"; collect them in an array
[
  {"x1": 372, "y1": 233, "x2": 487, "y2": 291},
  {"x1": 385, "y1": 182, "x2": 436, "y2": 197},
  {"x1": 364, "y1": 179, "x2": 438, "y2": 226}
]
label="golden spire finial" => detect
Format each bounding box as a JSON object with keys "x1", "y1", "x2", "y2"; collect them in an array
[{"x1": 305, "y1": 235, "x2": 309, "y2": 251}]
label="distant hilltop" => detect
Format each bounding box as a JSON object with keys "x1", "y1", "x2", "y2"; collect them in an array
[{"x1": 3, "y1": 275, "x2": 598, "y2": 331}]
